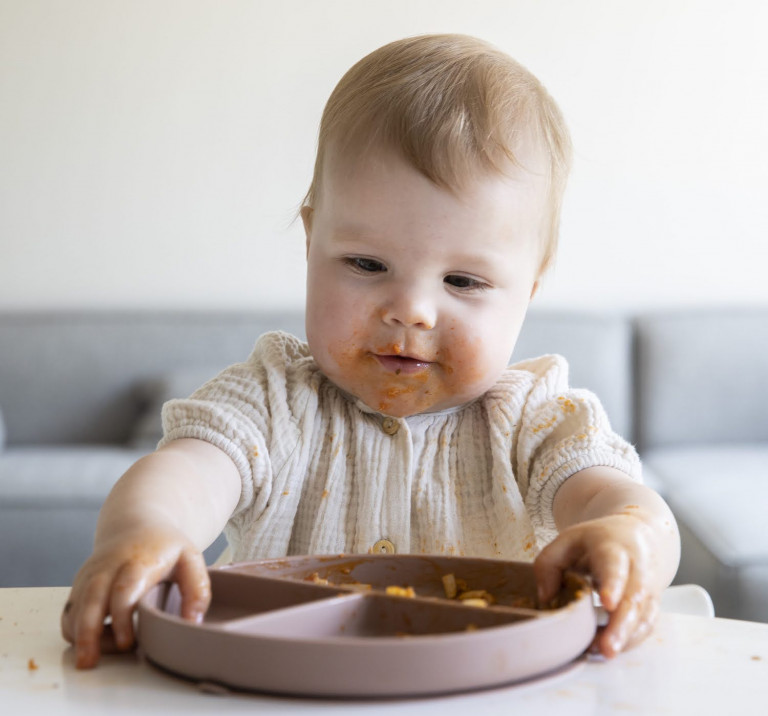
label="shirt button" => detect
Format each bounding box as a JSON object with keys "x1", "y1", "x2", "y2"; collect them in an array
[
  {"x1": 372, "y1": 539, "x2": 395, "y2": 554},
  {"x1": 381, "y1": 417, "x2": 399, "y2": 435}
]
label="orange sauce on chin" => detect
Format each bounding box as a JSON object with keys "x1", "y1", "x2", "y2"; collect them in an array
[{"x1": 328, "y1": 333, "x2": 489, "y2": 416}]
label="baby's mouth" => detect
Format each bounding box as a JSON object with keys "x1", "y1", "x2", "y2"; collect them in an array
[{"x1": 374, "y1": 354, "x2": 432, "y2": 375}]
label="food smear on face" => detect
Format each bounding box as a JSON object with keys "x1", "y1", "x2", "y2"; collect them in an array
[
  {"x1": 376, "y1": 375, "x2": 431, "y2": 414},
  {"x1": 325, "y1": 329, "x2": 493, "y2": 417}
]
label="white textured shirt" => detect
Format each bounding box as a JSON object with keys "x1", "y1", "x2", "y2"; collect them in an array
[{"x1": 161, "y1": 331, "x2": 641, "y2": 562}]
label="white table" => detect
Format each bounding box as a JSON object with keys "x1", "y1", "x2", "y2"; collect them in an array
[{"x1": 2, "y1": 587, "x2": 767, "y2": 714}]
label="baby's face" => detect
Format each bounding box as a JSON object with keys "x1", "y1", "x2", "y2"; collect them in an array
[{"x1": 303, "y1": 148, "x2": 545, "y2": 417}]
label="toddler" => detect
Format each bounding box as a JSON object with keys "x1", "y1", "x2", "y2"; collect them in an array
[{"x1": 62, "y1": 34, "x2": 680, "y2": 669}]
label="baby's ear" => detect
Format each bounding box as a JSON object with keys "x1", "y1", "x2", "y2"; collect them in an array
[{"x1": 300, "y1": 206, "x2": 314, "y2": 256}]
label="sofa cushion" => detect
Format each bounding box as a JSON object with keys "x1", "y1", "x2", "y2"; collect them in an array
[
  {"x1": 131, "y1": 368, "x2": 222, "y2": 448},
  {"x1": 0, "y1": 445, "x2": 149, "y2": 504},
  {"x1": 643, "y1": 444, "x2": 768, "y2": 567},
  {"x1": 512, "y1": 311, "x2": 633, "y2": 440},
  {"x1": 636, "y1": 309, "x2": 768, "y2": 450},
  {"x1": 0, "y1": 311, "x2": 307, "y2": 445}
]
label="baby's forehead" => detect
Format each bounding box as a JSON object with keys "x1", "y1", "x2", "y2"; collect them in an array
[
  {"x1": 320, "y1": 140, "x2": 550, "y2": 201},
  {"x1": 314, "y1": 146, "x2": 549, "y2": 261}
]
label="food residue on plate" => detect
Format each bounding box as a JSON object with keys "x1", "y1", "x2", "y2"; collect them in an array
[
  {"x1": 385, "y1": 586, "x2": 416, "y2": 598},
  {"x1": 302, "y1": 569, "x2": 546, "y2": 609},
  {"x1": 306, "y1": 572, "x2": 329, "y2": 586},
  {"x1": 441, "y1": 573, "x2": 457, "y2": 599}
]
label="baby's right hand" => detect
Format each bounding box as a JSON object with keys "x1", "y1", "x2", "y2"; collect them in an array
[{"x1": 60, "y1": 524, "x2": 210, "y2": 669}]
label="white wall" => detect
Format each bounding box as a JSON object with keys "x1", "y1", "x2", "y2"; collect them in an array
[{"x1": 2, "y1": 0, "x2": 767, "y2": 312}]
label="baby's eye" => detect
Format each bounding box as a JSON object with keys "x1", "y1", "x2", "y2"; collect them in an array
[
  {"x1": 346, "y1": 257, "x2": 387, "y2": 273},
  {"x1": 444, "y1": 274, "x2": 488, "y2": 291}
]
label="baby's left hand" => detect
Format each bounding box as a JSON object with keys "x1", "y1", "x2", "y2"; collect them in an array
[{"x1": 534, "y1": 514, "x2": 661, "y2": 658}]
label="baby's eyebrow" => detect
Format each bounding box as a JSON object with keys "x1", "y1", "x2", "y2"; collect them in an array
[
  {"x1": 329, "y1": 223, "x2": 378, "y2": 242},
  {"x1": 328, "y1": 228, "x2": 389, "y2": 252}
]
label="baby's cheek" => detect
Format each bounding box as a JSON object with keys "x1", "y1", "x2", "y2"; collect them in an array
[
  {"x1": 439, "y1": 339, "x2": 497, "y2": 392},
  {"x1": 327, "y1": 332, "x2": 363, "y2": 366}
]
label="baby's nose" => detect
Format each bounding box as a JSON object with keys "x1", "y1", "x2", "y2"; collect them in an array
[{"x1": 380, "y1": 289, "x2": 436, "y2": 330}]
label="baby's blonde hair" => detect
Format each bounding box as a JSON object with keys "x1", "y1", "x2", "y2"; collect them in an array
[{"x1": 303, "y1": 34, "x2": 572, "y2": 275}]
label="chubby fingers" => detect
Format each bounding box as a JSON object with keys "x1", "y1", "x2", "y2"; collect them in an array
[
  {"x1": 591, "y1": 543, "x2": 631, "y2": 612},
  {"x1": 594, "y1": 575, "x2": 659, "y2": 658},
  {"x1": 61, "y1": 596, "x2": 75, "y2": 644},
  {"x1": 534, "y1": 528, "x2": 659, "y2": 658},
  {"x1": 68, "y1": 571, "x2": 115, "y2": 669},
  {"x1": 586, "y1": 543, "x2": 661, "y2": 658},
  {"x1": 173, "y1": 548, "x2": 211, "y2": 623},
  {"x1": 63, "y1": 547, "x2": 211, "y2": 670},
  {"x1": 109, "y1": 559, "x2": 161, "y2": 653},
  {"x1": 105, "y1": 549, "x2": 210, "y2": 654},
  {"x1": 588, "y1": 536, "x2": 658, "y2": 657},
  {"x1": 532, "y1": 530, "x2": 630, "y2": 605},
  {"x1": 532, "y1": 534, "x2": 580, "y2": 605},
  {"x1": 624, "y1": 594, "x2": 659, "y2": 651}
]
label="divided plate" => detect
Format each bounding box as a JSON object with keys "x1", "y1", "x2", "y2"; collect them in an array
[{"x1": 137, "y1": 554, "x2": 596, "y2": 697}]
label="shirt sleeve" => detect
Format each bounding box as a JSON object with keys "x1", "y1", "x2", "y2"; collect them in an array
[
  {"x1": 158, "y1": 332, "x2": 306, "y2": 518},
  {"x1": 511, "y1": 354, "x2": 642, "y2": 546}
]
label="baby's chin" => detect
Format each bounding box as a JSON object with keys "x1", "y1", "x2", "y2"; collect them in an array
[
  {"x1": 316, "y1": 355, "x2": 494, "y2": 416},
  {"x1": 348, "y1": 384, "x2": 481, "y2": 417}
]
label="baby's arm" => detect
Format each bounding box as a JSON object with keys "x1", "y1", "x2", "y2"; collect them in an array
[
  {"x1": 60, "y1": 438, "x2": 241, "y2": 669},
  {"x1": 534, "y1": 466, "x2": 680, "y2": 658}
]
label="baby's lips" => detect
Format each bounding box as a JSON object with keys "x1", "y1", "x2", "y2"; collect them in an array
[{"x1": 375, "y1": 354, "x2": 431, "y2": 374}]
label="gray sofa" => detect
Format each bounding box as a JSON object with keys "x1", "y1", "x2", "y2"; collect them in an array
[{"x1": 1, "y1": 309, "x2": 765, "y2": 623}]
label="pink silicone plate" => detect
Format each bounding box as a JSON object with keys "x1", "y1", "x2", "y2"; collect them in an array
[{"x1": 137, "y1": 554, "x2": 596, "y2": 697}]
